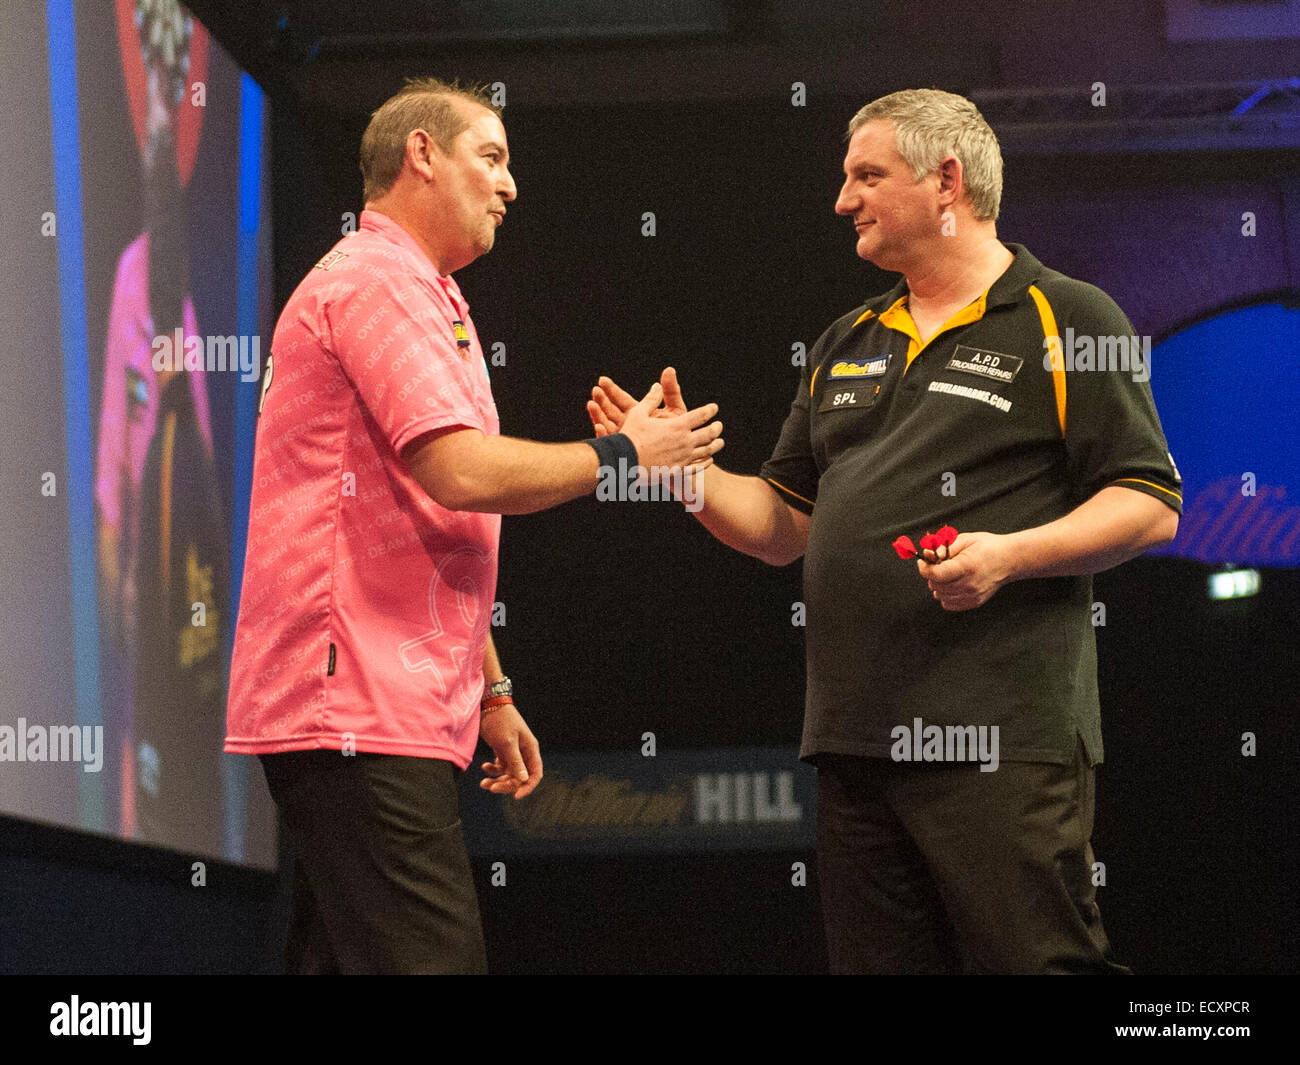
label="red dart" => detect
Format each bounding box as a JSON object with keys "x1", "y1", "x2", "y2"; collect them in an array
[{"x1": 892, "y1": 535, "x2": 917, "y2": 560}]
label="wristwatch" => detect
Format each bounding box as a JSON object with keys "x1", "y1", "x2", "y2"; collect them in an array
[{"x1": 483, "y1": 676, "x2": 512, "y2": 702}]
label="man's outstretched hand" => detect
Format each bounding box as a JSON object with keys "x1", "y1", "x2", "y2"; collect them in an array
[
  {"x1": 588, "y1": 367, "x2": 718, "y2": 474},
  {"x1": 589, "y1": 366, "x2": 688, "y2": 431}
]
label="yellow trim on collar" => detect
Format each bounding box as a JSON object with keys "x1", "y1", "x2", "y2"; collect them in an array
[{"x1": 878, "y1": 292, "x2": 990, "y2": 372}]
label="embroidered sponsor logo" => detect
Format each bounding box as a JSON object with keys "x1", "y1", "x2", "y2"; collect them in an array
[
  {"x1": 947, "y1": 345, "x2": 1023, "y2": 383},
  {"x1": 829, "y1": 356, "x2": 889, "y2": 379},
  {"x1": 928, "y1": 379, "x2": 1012, "y2": 413},
  {"x1": 314, "y1": 249, "x2": 349, "y2": 271}
]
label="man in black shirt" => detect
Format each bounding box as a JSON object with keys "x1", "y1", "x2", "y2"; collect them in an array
[{"x1": 589, "y1": 89, "x2": 1181, "y2": 973}]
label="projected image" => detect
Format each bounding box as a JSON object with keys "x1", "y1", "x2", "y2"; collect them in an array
[
  {"x1": 92, "y1": 0, "x2": 226, "y2": 857},
  {"x1": 0, "y1": 0, "x2": 275, "y2": 868}
]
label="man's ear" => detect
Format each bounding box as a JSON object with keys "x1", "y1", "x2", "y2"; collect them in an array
[
  {"x1": 405, "y1": 128, "x2": 438, "y2": 183},
  {"x1": 935, "y1": 155, "x2": 962, "y2": 209}
]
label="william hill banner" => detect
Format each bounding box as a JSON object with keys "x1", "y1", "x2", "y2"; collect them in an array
[{"x1": 459, "y1": 747, "x2": 816, "y2": 854}]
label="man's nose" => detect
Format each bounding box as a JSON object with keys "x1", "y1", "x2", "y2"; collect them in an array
[
  {"x1": 500, "y1": 167, "x2": 517, "y2": 202},
  {"x1": 834, "y1": 182, "x2": 856, "y2": 215}
]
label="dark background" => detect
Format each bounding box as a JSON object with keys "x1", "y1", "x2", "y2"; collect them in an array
[{"x1": 2, "y1": 0, "x2": 1296, "y2": 974}]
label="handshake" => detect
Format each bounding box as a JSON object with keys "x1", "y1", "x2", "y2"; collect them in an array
[{"x1": 584, "y1": 366, "x2": 723, "y2": 502}]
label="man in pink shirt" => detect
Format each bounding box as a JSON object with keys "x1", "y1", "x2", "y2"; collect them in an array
[{"x1": 226, "y1": 77, "x2": 723, "y2": 973}]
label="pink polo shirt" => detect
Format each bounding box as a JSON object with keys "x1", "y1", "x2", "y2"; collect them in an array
[{"x1": 225, "y1": 210, "x2": 500, "y2": 765}]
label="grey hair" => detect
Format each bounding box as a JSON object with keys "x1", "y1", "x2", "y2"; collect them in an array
[{"x1": 848, "y1": 89, "x2": 1003, "y2": 221}]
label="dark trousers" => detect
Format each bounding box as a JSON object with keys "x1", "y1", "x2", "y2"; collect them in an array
[
  {"x1": 260, "y1": 750, "x2": 488, "y2": 974},
  {"x1": 815, "y1": 738, "x2": 1130, "y2": 974}
]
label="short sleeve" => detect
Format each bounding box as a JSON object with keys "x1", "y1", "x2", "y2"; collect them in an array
[
  {"x1": 1057, "y1": 284, "x2": 1183, "y2": 513},
  {"x1": 326, "y1": 271, "x2": 486, "y2": 456},
  {"x1": 759, "y1": 360, "x2": 818, "y2": 515}
]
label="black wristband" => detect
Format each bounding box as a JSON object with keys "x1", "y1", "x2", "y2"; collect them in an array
[{"x1": 584, "y1": 432, "x2": 639, "y2": 474}]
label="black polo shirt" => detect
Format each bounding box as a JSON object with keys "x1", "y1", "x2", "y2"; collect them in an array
[{"x1": 760, "y1": 243, "x2": 1182, "y2": 766}]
